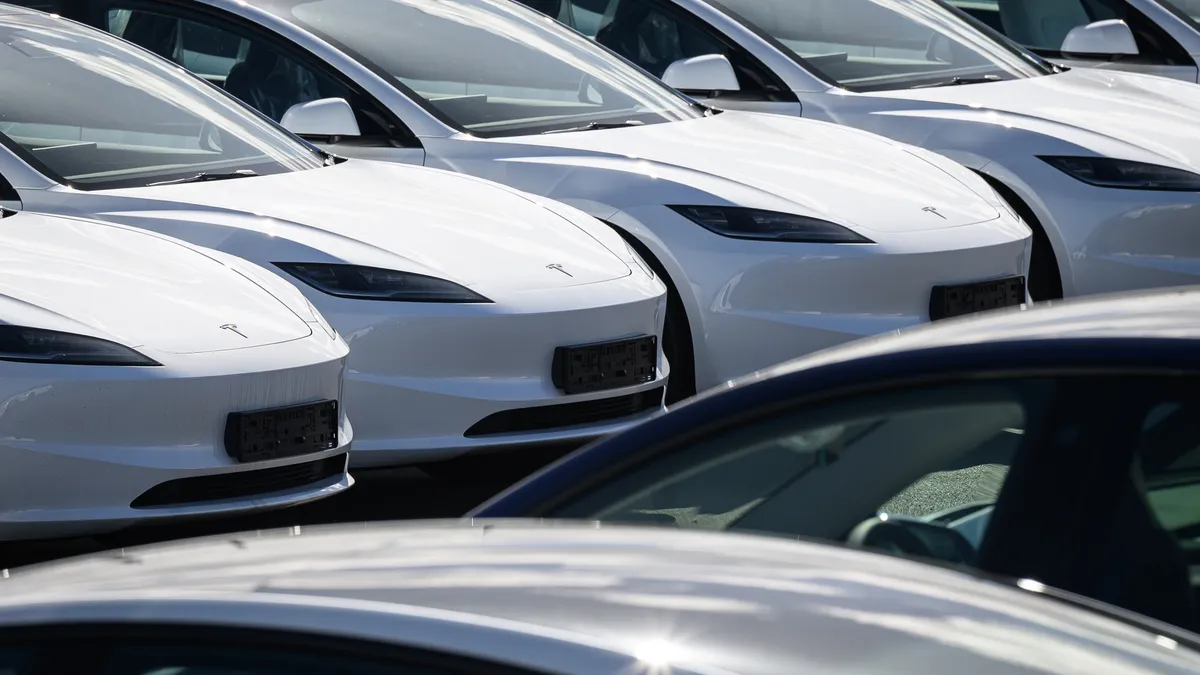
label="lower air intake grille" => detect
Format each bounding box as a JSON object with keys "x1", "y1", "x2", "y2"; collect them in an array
[
  {"x1": 465, "y1": 387, "x2": 665, "y2": 438},
  {"x1": 131, "y1": 454, "x2": 346, "y2": 509}
]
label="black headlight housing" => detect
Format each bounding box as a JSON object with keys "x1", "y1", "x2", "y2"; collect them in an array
[
  {"x1": 1040, "y1": 156, "x2": 1200, "y2": 191},
  {"x1": 670, "y1": 206, "x2": 874, "y2": 243}
]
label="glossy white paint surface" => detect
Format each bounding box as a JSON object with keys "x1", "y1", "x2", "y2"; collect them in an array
[
  {"x1": 0, "y1": 8, "x2": 672, "y2": 467},
  {"x1": 17, "y1": 161, "x2": 670, "y2": 468},
  {"x1": 0, "y1": 211, "x2": 353, "y2": 541},
  {"x1": 146, "y1": 0, "x2": 1032, "y2": 393},
  {"x1": 3, "y1": 521, "x2": 1200, "y2": 674},
  {"x1": 599, "y1": 0, "x2": 1200, "y2": 299}
]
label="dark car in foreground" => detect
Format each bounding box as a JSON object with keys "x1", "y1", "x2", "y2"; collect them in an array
[{"x1": 472, "y1": 287, "x2": 1200, "y2": 632}]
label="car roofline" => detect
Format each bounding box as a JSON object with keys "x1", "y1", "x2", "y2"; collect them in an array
[{"x1": 470, "y1": 336, "x2": 1200, "y2": 517}]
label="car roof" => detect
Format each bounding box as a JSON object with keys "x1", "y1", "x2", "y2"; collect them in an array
[
  {"x1": 470, "y1": 287, "x2": 1200, "y2": 518},
  {"x1": 1, "y1": 520, "x2": 1197, "y2": 674},
  {"x1": 754, "y1": 286, "x2": 1200, "y2": 381}
]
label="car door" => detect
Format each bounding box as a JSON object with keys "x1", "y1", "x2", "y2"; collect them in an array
[
  {"x1": 535, "y1": 371, "x2": 1200, "y2": 630},
  {"x1": 82, "y1": 0, "x2": 427, "y2": 164},
  {"x1": 526, "y1": 0, "x2": 801, "y2": 113},
  {"x1": 945, "y1": 0, "x2": 1199, "y2": 80},
  {"x1": 0, "y1": 623, "x2": 555, "y2": 675}
]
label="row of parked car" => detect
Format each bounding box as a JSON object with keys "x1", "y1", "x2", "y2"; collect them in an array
[
  {"x1": 3, "y1": 0, "x2": 1200, "y2": 669},
  {"x1": 3, "y1": 0, "x2": 1200, "y2": 537}
]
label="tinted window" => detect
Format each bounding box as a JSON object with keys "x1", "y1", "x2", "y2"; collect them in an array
[
  {"x1": 945, "y1": 0, "x2": 1122, "y2": 51},
  {"x1": 710, "y1": 0, "x2": 1051, "y2": 90},
  {"x1": 553, "y1": 379, "x2": 1043, "y2": 555},
  {"x1": 278, "y1": 0, "x2": 703, "y2": 136},
  {"x1": 0, "y1": 12, "x2": 322, "y2": 189},
  {"x1": 106, "y1": 9, "x2": 352, "y2": 124},
  {"x1": 104, "y1": 643, "x2": 431, "y2": 675}
]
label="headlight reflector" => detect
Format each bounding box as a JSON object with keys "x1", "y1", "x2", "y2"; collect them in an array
[
  {"x1": 1040, "y1": 156, "x2": 1200, "y2": 191},
  {"x1": 274, "y1": 263, "x2": 492, "y2": 303},
  {"x1": 0, "y1": 326, "x2": 160, "y2": 366},
  {"x1": 670, "y1": 206, "x2": 873, "y2": 243}
]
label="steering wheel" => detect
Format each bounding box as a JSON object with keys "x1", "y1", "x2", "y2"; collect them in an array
[{"x1": 846, "y1": 517, "x2": 939, "y2": 559}]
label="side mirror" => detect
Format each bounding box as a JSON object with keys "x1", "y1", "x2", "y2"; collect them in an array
[
  {"x1": 661, "y1": 54, "x2": 740, "y2": 93},
  {"x1": 1061, "y1": 19, "x2": 1139, "y2": 56},
  {"x1": 280, "y1": 98, "x2": 361, "y2": 140}
]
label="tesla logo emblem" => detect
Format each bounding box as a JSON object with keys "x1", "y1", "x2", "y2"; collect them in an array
[
  {"x1": 220, "y1": 324, "x2": 248, "y2": 339},
  {"x1": 547, "y1": 264, "x2": 573, "y2": 277},
  {"x1": 923, "y1": 206, "x2": 947, "y2": 219}
]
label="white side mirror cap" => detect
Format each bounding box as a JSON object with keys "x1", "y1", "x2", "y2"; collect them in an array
[
  {"x1": 1061, "y1": 19, "x2": 1139, "y2": 56},
  {"x1": 280, "y1": 98, "x2": 362, "y2": 138},
  {"x1": 661, "y1": 54, "x2": 740, "y2": 93}
]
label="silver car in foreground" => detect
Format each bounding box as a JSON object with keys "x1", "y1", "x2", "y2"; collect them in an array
[{"x1": 0, "y1": 521, "x2": 1198, "y2": 674}]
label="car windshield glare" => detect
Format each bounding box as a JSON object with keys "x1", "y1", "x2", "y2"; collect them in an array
[
  {"x1": 712, "y1": 0, "x2": 1051, "y2": 91},
  {"x1": 1160, "y1": 0, "x2": 1200, "y2": 28},
  {"x1": 282, "y1": 0, "x2": 703, "y2": 137},
  {"x1": 0, "y1": 13, "x2": 323, "y2": 190}
]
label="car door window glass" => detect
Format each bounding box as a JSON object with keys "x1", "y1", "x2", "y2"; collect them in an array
[
  {"x1": 553, "y1": 379, "x2": 1047, "y2": 561},
  {"x1": 0, "y1": 13, "x2": 323, "y2": 190},
  {"x1": 710, "y1": 0, "x2": 1050, "y2": 91},
  {"x1": 1140, "y1": 401, "x2": 1200, "y2": 535},
  {"x1": 105, "y1": 8, "x2": 364, "y2": 126},
  {"x1": 104, "y1": 643, "x2": 440, "y2": 675}
]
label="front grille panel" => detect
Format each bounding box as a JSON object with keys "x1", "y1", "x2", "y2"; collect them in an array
[{"x1": 465, "y1": 387, "x2": 664, "y2": 437}]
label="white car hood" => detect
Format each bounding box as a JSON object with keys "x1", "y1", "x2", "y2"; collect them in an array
[
  {"x1": 0, "y1": 211, "x2": 312, "y2": 354},
  {"x1": 877, "y1": 68, "x2": 1200, "y2": 169},
  {"x1": 511, "y1": 111, "x2": 1001, "y2": 232},
  {"x1": 105, "y1": 161, "x2": 632, "y2": 292}
]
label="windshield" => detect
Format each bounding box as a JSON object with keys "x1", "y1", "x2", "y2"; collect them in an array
[
  {"x1": 711, "y1": 0, "x2": 1052, "y2": 91},
  {"x1": 1160, "y1": 0, "x2": 1200, "y2": 27},
  {"x1": 0, "y1": 11, "x2": 323, "y2": 190},
  {"x1": 276, "y1": 0, "x2": 704, "y2": 137}
]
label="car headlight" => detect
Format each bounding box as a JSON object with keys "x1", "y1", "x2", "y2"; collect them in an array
[
  {"x1": 274, "y1": 263, "x2": 492, "y2": 303},
  {"x1": 1040, "y1": 156, "x2": 1200, "y2": 191},
  {"x1": 0, "y1": 326, "x2": 160, "y2": 366},
  {"x1": 669, "y1": 206, "x2": 874, "y2": 243}
]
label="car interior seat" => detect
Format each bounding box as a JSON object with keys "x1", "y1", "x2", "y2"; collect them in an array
[
  {"x1": 224, "y1": 43, "x2": 319, "y2": 122},
  {"x1": 997, "y1": 0, "x2": 1091, "y2": 50},
  {"x1": 119, "y1": 11, "x2": 179, "y2": 61}
]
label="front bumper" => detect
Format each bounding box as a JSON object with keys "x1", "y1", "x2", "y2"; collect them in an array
[
  {"x1": 307, "y1": 275, "x2": 670, "y2": 468},
  {"x1": 0, "y1": 340, "x2": 352, "y2": 541}
]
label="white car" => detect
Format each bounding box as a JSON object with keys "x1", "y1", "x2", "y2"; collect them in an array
[
  {"x1": 0, "y1": 208, "x2": 352, "y2": 541},
  {"x1": 43, "y1": 0, "x2": 1035, "y2": 401},
  {"x1": 515, "y1": 0, "x2": 1200, "y2": 303},
  {"x1": 3, "y1": 521, "x2": 1200, "y2": 674},
  {"x1": 0, "y1": 7, "x2": 670, "y2": 470},
  {"x1": 944, "y1": 0, "x2": 1200, "y2": 82}
]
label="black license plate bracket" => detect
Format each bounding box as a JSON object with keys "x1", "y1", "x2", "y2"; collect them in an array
[
  {"x1": 224, "y1": 400, "x2": 339, "y2": 463},
  {"x1": 930, "y1": 275, "x2": 1027, "y2": 321},
  {"x1": 553, "y1": 336, "x2": 658, "y2": 395}
]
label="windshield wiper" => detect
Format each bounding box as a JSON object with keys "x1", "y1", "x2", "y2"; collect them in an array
[
  {"x1": 541, "y1": 120, "x2": 645, "y2": 135},
  {"x1": 910, "y1": 74, "x2": 1003, "y2": 89},
  {"x1": 148, "y1": 169, "x2": 258, "y2": 186}
]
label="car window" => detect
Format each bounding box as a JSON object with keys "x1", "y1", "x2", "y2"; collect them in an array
[
  {"x1": 0, "y1": 647, "x2": 33, "y2": 675},
  {"x1": 945, "y1": 0, "x2": 1122, "y2": 52},
  {"x1": 1161, "y1": 0, "x2": 1200, "y2": 27},
  {"x1": 0, "y1": 11, "x2": 323, "y2": 190},
  {"x1": 1141, "y1": 401, "x2": 1200, "y2": 534},
  {"x1": 552, "y1": 379, "x2": 1048, "y2": 556},
  {"x1": 106, "y1": 9, "x2": 342, "y2": 124},
  {"x1": 533, "y1": 0, "x2": 783, "y2": 94},
  {"x1": 277, "y1": 0, "x2": 703, "y2": 137},
  {"x1": 103, "y1": 643, "x2": 436, "y2": 675},
  {"x1": 708, "y1": 0, "x2": 1051, "y2": 91}
]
